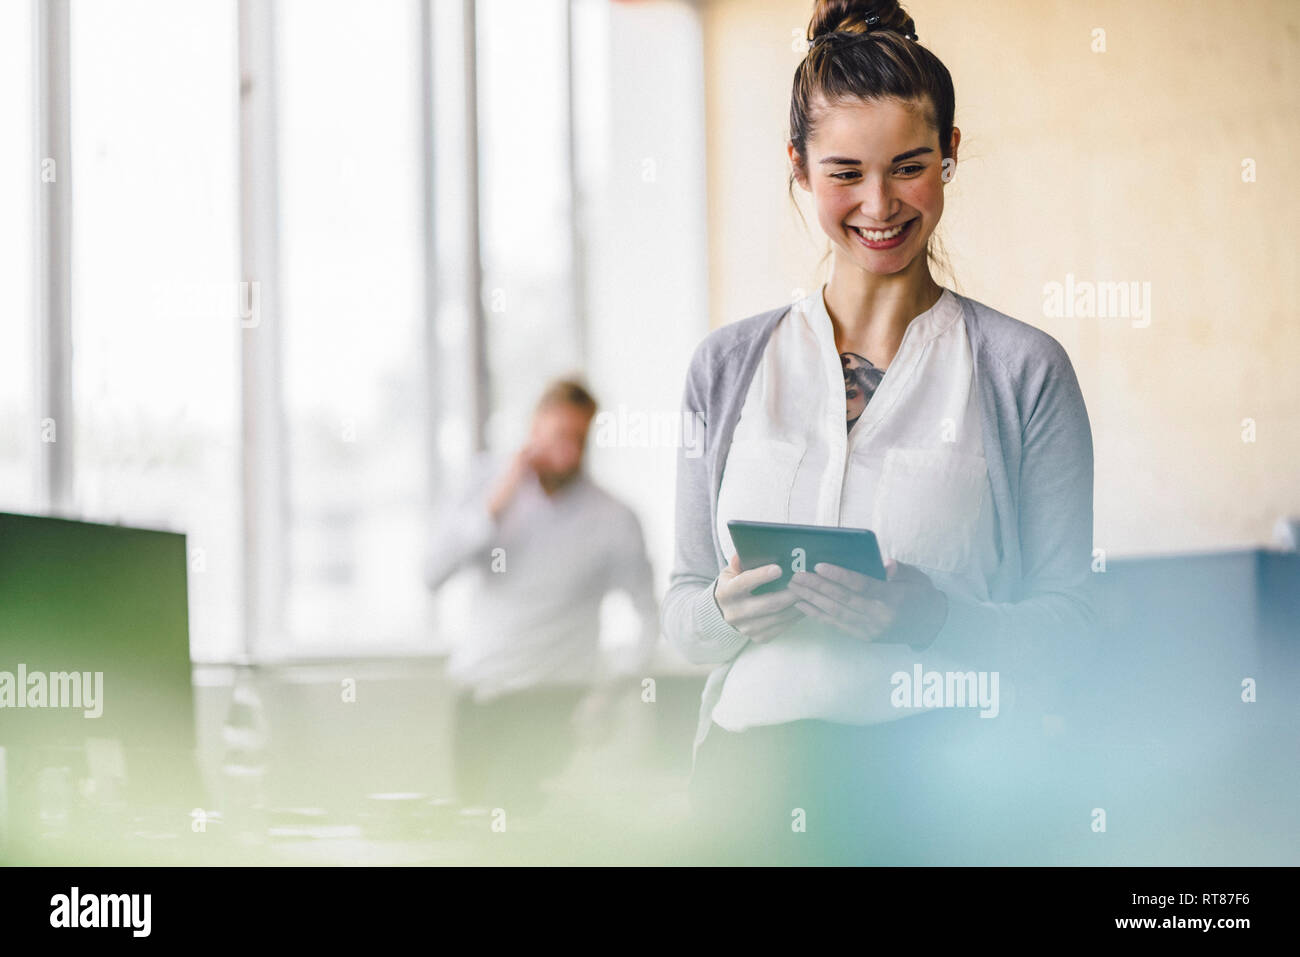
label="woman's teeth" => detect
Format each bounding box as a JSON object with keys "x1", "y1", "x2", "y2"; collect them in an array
[{"x1": 853, "y1": 220, "x2": 910, "y2": 241}]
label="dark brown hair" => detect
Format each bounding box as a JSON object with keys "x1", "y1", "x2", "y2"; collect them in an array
[
  {"x1": 789, "y1": 0, "x2": 956, "y2": 280},
  {"x1": 535, "y1": 376, "x2": 598, "y2": 417}
]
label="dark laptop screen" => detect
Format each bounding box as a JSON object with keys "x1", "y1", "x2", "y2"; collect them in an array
[{"x1": 0, "y1": 512, "x2": 195, "y2": 755}]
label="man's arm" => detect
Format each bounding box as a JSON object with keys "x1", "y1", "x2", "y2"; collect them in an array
[{"x1": 424, "y1": 452, "x2": 500, "y2": 593}]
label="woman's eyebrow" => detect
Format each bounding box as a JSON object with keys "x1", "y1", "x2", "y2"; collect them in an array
[{"x1": 819, "y1": 146, "x2": 934, "y2": 165}]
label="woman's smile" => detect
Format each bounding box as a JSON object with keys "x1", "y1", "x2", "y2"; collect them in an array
[{"x1": 849, "y1": 216, "x2": 918, "y2": 249}]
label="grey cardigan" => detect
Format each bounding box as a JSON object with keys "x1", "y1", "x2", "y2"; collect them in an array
[{"x1": 663, "y1": 290, "x2": 1100, "y2": 760}]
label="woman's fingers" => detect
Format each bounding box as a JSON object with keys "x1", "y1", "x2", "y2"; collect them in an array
[
  {"x1": 745, "y1": 582, "x2": 801, "y2": 613},
  {"x1": 730, "y1": 586, "x2": 801, "y2": 636},
  {"x1": 793, "y1": 599, "x2": 839, "y2": 630},
  {"x1": 789, "y1": 577, "x2": 892, "y2": 638},
  {"x1": 812, "y1": 561, "x2": 888, "y2": 599},
  {"x1": 758, "y1": 604, "x2": 804, "y2": 629},
  {"x1": 745, "y1": 605, "x2": 805, "y2": 642},
  {"x1": 718, "y1": 552, "x2": 741, "y2": 582},
  {"x1": 717, "y1": 558, "x2": 795, "y2": 630},
  {"x1": 718, "y1": 562, "x2": 790, "y2": 607},
  {"x1": 744, "y1": 602, "x2": 801, "y2": 630},
  {"x1": 720, "y1": 555, "x2": 801, "y2": 596},
  {"x1": 732, "y1": 562, "x2": 782, "y2": 594},
  {"x1": 788, "y1": 581, "x2": 854, "y2": 626},
  {"x1": 721, "y1": 557, "x2": 915, "y2": 643},
  {"x1": 793, "y1": 597, "x2": 882, "y2": 640},
  {"x1": 789, "y1": 571, "x2": 878, "y2": 618}
]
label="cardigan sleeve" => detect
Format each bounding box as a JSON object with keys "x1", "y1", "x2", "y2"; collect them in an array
[
  {"x1": 924, "y1": 338, "x2": 1100, "y2": 672},
  {"x1": 660, "y1": 339, "x2": 751, "y2": 666}
]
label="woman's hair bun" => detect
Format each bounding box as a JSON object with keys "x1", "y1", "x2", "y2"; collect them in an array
[{"x1": 808, "y1": 0, "x2": 918, "y2": 44}]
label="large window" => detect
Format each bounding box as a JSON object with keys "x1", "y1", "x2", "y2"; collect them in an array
[
  {"x1": 0, "y1": 0, "x2": 35, "y2": 514},
  {"x1": 276, "y1": 0, "x2": 429, "y2": 651},
  {"x1": 69, "y1": 0, "x2": 241, "y2": 662},
  {"x1": 478, "y1": 0, "x2": 580, "y2": 449},
  {"x1": 13, "y1": 0, "x2": 701, "y2": 663}
]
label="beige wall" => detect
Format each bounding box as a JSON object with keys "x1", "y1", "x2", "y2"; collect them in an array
[{"x1": 700, "y1": 0, "x2": 1300, "y2": 556}]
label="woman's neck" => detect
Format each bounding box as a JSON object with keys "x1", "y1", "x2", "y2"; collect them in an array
[{"x1": 823, "y1": 265, "x2": 944, "y2": 369}]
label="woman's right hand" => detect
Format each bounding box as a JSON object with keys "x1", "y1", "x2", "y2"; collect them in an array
[{"x1": 713, "y1": 553, "x2": 805, "y2": 643}]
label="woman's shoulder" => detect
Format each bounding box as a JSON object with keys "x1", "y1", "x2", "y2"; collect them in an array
[
  {"x1": 686, "y1": 302, "x2": 791, "y2": 378},
  {"x1": 952, "y1": 292, "x2": 1090, "y2": 441},
  {"x1": 950, "y1": 291, "x2": 1078, "y2": 381}
]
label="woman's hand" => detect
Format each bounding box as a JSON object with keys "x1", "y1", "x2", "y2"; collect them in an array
[
  {"x1": 786, "y1": 558, "x2": 949, "y2": 649},
  {"x1": 714, "y1": 553, "x2": 806, "y2": 643}
]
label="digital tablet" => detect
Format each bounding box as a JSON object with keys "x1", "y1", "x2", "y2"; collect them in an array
[{"x1": 726, "y1": 519, "x2": 886, "y2": 595}]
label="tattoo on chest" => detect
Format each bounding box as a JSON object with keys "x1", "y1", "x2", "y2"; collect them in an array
[{"x1": 841, "y1": 351, "x2": 884, "y2": 431}]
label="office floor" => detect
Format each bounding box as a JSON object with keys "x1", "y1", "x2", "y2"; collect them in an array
[
  {"x1": 186, "y1": 659, "x2": 1297, "y2": 867},
  {"x1": 6, "y1": 655, "x2": 1297, "y2": 866},
  {"x1": 189, "y1": 660, "x2": 702, "y2": 865}
]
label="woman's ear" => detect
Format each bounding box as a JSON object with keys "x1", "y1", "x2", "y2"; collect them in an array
[
  {"x1": 940, "y1": 128, "x2": 960, "y2": 184},
  {"x1": 788, "y1": 141, "x2": 810, "y2": 192}
]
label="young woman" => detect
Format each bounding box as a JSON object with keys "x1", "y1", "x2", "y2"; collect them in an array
[{"x1": 663, "y1": 0, "x2": 1097, "y2": 865}]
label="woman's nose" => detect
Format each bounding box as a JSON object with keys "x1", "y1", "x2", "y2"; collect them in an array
[{"x1": 857, "y1": 177, "x2": 896, "y2": 222}]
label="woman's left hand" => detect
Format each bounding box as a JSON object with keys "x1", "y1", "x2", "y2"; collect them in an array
[{"x1": 786, "y1": 558, "x2": 949, "y2": 649}]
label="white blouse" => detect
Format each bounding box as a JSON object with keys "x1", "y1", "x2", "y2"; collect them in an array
[{"x1": 709, "y1": 283, "x2": 1005, "y2": 730}]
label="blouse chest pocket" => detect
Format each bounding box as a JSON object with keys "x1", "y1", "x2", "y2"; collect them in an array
[
  {"x1": 717, "y1": 435, "x2": 806, "y2": 532},
  {"x1": 871, "y1": 446, "x2": 990, "y2": 574}
]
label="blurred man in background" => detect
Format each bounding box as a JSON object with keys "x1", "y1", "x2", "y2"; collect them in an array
[{"x1": 424, "y1": 378, "x2": 660, "y2": 816}]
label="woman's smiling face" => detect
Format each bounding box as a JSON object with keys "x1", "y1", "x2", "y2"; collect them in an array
[{"x1": 791, "y1": 95, "x2": 957, "y2": 277}]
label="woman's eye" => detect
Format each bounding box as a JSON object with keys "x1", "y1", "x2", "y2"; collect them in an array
[{"x1": 830, "y1": 165, "x2": 923, "y2": 181}]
